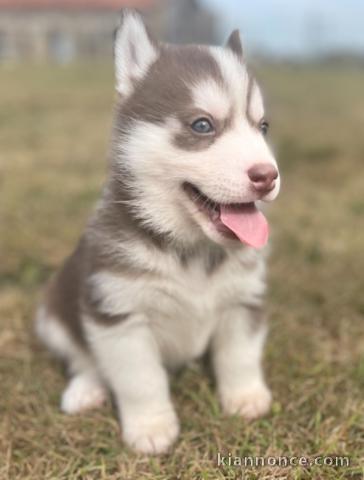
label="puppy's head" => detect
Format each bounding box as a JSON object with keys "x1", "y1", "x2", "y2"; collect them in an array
[{"x1": 112, "y1": 10, "x2": 280, "y2": 249}]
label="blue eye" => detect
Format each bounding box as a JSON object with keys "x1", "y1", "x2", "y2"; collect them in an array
[{"x1": 191, "y1": 118, "x2": 214, "y2": 134}]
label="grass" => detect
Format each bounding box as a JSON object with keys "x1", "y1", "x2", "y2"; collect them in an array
[{"x1": 0, "y1": 62, "x2": 363, "y2": 479}]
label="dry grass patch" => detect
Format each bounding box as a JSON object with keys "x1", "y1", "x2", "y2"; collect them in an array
[{"x1": 0, "y1": 63, "x2": 363, "y2": 479}]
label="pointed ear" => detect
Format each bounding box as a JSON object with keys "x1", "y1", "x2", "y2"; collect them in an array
[
  {"x1": 226, "y1": 29, "x2": 243, "y2": 58},
  {"x1": 114, "y1": 9, "x2": 158, "y2": 96}
]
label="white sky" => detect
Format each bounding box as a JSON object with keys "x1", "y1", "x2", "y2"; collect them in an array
[{"x1": 200, "y1": 0, "x2": 364, "y2": 56}]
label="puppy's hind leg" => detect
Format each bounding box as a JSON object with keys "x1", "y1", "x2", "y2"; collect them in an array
[
  {"x1": 60, "y1": 370, "x2": 106, "y2": 414},
  {"x1": 35, "y1": 305, "x2": 107, "y2": 414}
]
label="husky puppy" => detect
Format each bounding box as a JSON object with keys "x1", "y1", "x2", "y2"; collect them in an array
[{"x1": 36, "y1": 10, "x2": 280, "y2": 454}]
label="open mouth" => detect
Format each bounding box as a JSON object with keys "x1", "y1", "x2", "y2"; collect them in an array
[{"x1": 183, "y1": 182, "x2": 269, "y2": 249}]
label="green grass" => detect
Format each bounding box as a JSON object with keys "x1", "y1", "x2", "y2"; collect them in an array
[{"x1": 0, "y1": 63, "x2": 363, "y2": 479}]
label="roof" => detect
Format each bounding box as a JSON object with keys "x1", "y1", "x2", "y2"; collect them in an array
[{"x1": 0, "y1": 0, "x2": 154, "y2": 10}]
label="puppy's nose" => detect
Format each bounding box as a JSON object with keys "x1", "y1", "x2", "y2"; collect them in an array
[{"x1": 248, "y1": 163, "x2": 278, "y2": 194}]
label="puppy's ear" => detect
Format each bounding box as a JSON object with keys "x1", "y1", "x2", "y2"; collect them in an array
[
  {"x1": 226, "y1": 29, "x2": 243, "y2": 58},
  {"x1": 114, "y1": 9, "x2": 158, "y2": 96}
]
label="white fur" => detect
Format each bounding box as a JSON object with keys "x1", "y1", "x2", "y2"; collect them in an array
[
  {"x1": 192, "y1": 78, "x2": 231, "y2": 119},
  {"x1": 35, "y1": 306, "x2": 107, "y2": 414},
  {"x1": 211, "y1": 310, "x2": 271, "y2": 418},
  {"x1": 249, "y1": 80, "x2": 265, "y2": 123},
  {"x1": 86, "y1": 250, "x2": 265, "y2": 368},
  {"x1": 37, "y1": 245, "x2": 269, "y2": 452},
  {"x1": 88, "y1": 271, "x2": 143, "y2": 317},
  {"x1": 37, "y1": 17, "x2": 279, "y2": 454},
  {"x1": 209, "y1": 47, "x2": 250, "y2": 108},
  {"x1": 114, "y1": 12, "x2": 158, "y2": 96},
  {"x1": 61, "y1": 372, "x2": 107, "y2": 414},
  {"x1": 79, "y1": 246, "x2": 268, "y2": 452},
  {"x1": 35, "y1": 306, "x2": 90, "y2": 375},
  {"x1": 84, "y1": 315, "x2": 179, "y2": 454}
]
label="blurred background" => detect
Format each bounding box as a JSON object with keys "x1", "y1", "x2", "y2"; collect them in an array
[
  {"x1": 0, "y1": 1, "x2": 363, "y2": 479},
  {"x1": 1, "y1": 0, "x2": 364, "y2": 61}
]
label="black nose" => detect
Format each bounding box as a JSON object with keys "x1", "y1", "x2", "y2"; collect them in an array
[{"x1": 248, "y1": 163, "x2": 278, "y2": 194}]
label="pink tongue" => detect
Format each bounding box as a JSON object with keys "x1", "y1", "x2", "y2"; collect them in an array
[{"x1": 220, "y1": 204, "x2": 269, "y2": 249}]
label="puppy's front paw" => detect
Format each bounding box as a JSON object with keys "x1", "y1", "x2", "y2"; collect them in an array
[
  {"x1": 221, "y1": 383, "x2": 272, "y2": 420},
  {"x1": 123, "y1": 410, "x2": 180, "y2": 454}
]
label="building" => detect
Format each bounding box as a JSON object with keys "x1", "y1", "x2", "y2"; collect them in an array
[
  {"x1": 161, "y1": 0, "x2": 219, "y2": 45},
  {"x1": 0, "y1": 0, "x2": 219, "y2": 63}
]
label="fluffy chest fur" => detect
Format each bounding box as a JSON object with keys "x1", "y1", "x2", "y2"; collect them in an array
[{"x1": 86, "y1": 238, "x2": 266, "y2": 369}]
